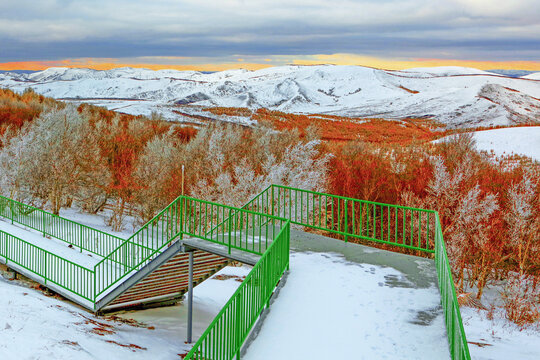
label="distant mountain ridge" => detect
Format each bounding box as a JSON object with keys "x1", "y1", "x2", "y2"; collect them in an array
[
  {"x1": 486, "y1": 69, "x2": 536, "y2": 78},
  {"x1": 1, "y1": 65, "x2": 539, "y2": 129}
]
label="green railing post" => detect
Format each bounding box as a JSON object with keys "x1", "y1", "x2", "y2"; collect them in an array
[
  {"x1": 94, "y1": 264, "x2": 97, "y2": 301},
  {"x1": 271, "y1": 185, "x2": 275, "y2": 218},
  {"x1": 44, "y1": 252, "x2": 47, "y2": 285},
  {"x1": 344, "y1": 199, "x2": 348, "y2": 242},
  {"x1": 79, "y1": 225, "x2": 82, "y2": 253},
  {"x1": 236, "y1": 292, "x2": 243, "y2": 359},
  {"x1": 228, "y1": 209, "x2": 233, "y2": 255},
  {"x1": 180, "y1": 196, "x2": 184, "y2": 241}
]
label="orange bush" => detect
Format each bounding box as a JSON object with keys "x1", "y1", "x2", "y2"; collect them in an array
[{"x1": 204, "y1": 107, "x2": 447, "y2": 145}]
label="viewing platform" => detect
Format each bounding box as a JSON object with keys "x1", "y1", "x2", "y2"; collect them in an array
[{"x1": 0, "y1": 185, "x2": 471, "y2": 360}]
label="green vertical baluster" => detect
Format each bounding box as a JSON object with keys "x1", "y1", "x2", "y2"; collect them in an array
[
  {"x1": 427, "y1": 212, "x2": 430, "y2": 251},
  {"x1": 410, "y1": 209, "x2": 413, "y2": 247},
  {"x1": 418, "y1": 212, "x2": 421, "y2": 249},
  {"x1": 344, "y1": 199, "x2": 348, "y2": 242}
]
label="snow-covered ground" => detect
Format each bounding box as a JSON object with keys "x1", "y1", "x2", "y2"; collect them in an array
[
  {"x1": 58, "y1": 206, "x2": 135, "y2": 238},
  {"x1": 244, "y1": 252, "x2": 450, "y2": 360},
  {"x1": 471, "y1": 126, "x2": 540, "y2": 162},
  {"x1": 436, "y1": 125, "x2": 540, "y2": 162},
  {"x1": 523, "y1": 72, "x2": 540, "y2": 80},
  {"x1": 1, "y1": 65, "x2": 539, "y2": 128},
  {"x1": 0, "y1": 264, "x2": 250, "y2": 360},
  {"x1": 462, "y1": 307, "x2": 540, "y2": 360}
]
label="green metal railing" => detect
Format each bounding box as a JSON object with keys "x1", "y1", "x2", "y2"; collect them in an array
[
  {"x1": 0, "y1": 230, "x2": 94, "y2": 301},
  {"x1": 236, "y1": 185, "x2": 435, "y2": 252},
  {"x1": 184, "y1": 222, "x2": 290, "y2": 360},
  {"x1": 0, "y1": 196, "x2": 124, "y2": 257},
  {"x1": 243, "y1": 185, "x2": 469, "y2": 360},
  {"x1": 93, "y1": 195, "x2": 288, "y2": 300},
  {"x1": 0, "y1": 193, "x2": 287, "y2": 307},
  {"x1": 0, "y1": 185, "x2": 470, "y2": 359},
  {"x1": 434, "y1": 213, "x2": 471, "y2": 360}
]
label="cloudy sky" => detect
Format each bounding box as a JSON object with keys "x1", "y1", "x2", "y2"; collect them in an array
[{"x1": 1, "y1": 0, "x2": 539, "y2": 70}]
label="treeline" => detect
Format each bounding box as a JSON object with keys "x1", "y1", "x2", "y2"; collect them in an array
[
  {"x1": 0, "y1": 89, "x2": 198, "y2": 229},
  {"x1": 0, "y1": 88, "x2": 59, "y2": 137},
  {"x1": 0, "y1": 89, "x2": 329, "y2": 231}
]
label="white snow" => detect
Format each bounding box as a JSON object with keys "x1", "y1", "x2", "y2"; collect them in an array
[
  {"x1": 523, "y1": 72, "x2": 540, "y2": 80},
  {"x1": 1, "y1": 65, "x2": 539, "y2": 128},
  {"x1": 244, "y1": 252, "x2": 450, "y2": 360},
  {"x1": 0, "y1": 264, "x2": 249, "y2": 360},
  {"x1": 472, "y1": 126, "x2": 540, "y2": 162},
  {"x1": 461, "y1": 307, "x2": 540, "y2": 360},
  {"x1": 436, "y1": 126, "x2": 540, "y2": 162},
  {"x1": 398, "y1": 66, "x2": 498, "y2": 77}
]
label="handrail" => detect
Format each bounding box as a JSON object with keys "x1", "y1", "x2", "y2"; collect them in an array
[
  {"x1": 0, "y1": 230, "x2": 94, "y2": 301},
  {"x1": 272, "y1": 184, "x2": 435, "y2": 212},
  {"x1": 93, "y1": 195, "x2": 288, "y2": 300},
  {"x1": 0, "y1": 195, "x2": 125, "y2": 257},
  {"x1": 184, "y1": 221, "x2": 290, "y2": 360},
  {"x1": 434, "y1": 213, "x2": 471, "y2": 360},
  {"x1": 203, "y1": 184, "x2": 273, "y2": 237},
  {"x1": 253, "y1": 185, "x2": 435, "y2": 252}
]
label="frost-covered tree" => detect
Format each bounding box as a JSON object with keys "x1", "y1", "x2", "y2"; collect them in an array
[
  {"x1": 447, "y1": 185, "x2": 499, "y2": 298},
  {"x1": 133, "y1": 131, "x2": 182, "y2": 222},
  {"x1": 0, "y1": 105, "x2": 110, "y2": 215},
  {"x1": 401, "y1": 154, "x2": 500, "y2": 297},
  {"x1": 505, "y1": 174, "x2": 540, "y2": 276},
  {"x1": 131, "y1": 123, "x2": 331, "y2": 223},
  {"x1": 189, "y1": 127, "x2": 331, "y2": 208}
]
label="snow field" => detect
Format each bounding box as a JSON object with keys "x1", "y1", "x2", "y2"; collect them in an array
[{"x1": 472, "y1": 126, "x2": 540, "y2": 162}]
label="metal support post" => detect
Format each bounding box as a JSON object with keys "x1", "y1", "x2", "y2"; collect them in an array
[{"x1": 187, "y1": 250, "x2": 194, "y2": 343}]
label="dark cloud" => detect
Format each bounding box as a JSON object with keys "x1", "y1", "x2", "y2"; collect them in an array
[{"x1": 0, "y1": 0, "x2": 538, "y2": 62}]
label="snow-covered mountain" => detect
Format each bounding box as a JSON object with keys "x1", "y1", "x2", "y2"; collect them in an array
[{"x1": 1, "y1": 65, "x2": 539, "y2": 128}]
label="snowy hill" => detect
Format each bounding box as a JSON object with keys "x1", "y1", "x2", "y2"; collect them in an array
[
  {"x1": 487, "y1": 69, "x2": 536, "y2": 78},
  {"x1": 437, "y1": 126, "x2": 540, "y2": 162},
  {"x1": 472, "y1": 126, "x2": 540, "y2": 161},
  {"x1": 523, "y1": 72, "x2": 540, "y2": 80},
  {"x1": 1, "y1": 65, "x2": 539, "y2": 128}
]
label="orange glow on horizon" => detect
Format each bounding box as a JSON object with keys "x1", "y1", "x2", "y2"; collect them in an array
[
  {"x1": 0, "y1": 55, "x2": 539, "y2": 72},
  {"x1": 0, "y1": 60, "x2": 274, "y2": 72}
]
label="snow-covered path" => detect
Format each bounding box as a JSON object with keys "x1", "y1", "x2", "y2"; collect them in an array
[{"x1": 244, "y1": 232, "x2": 450, "y2": 360}]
